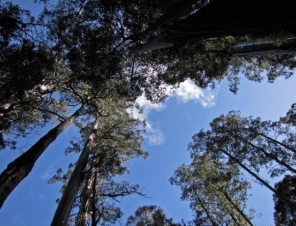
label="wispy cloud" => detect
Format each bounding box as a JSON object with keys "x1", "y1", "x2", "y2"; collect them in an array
[
  {"x1": 128, "y1": 94, "x2": 166, "y2": 146},
  {"x1": 12, "y1": 214, "x2": 24, "y2": 226},
  {"x1": 129, "y1": 79, "x2": 216, "y2": 146},
  {"x1": 29, "y1": 186, "x2": 47, "y2": 200},
  {"x1": 146, "y1": 126, "x2": 166, "y2": 146},
  {"x1": 40, "y1": 164, "x2": 55, "y2": 180}
]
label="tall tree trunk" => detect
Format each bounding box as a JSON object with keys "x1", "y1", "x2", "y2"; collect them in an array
[
  {"x1": 91, "y1": 171, "x2": 97, "y2": 226},
  {"x1": 255, "y1": 131, "x2": 296, "y2": 154},
  {"x1": 76, "y1": 168, "x2": 96, "y2": 226},
  {"x1": 219, "y1": 188, "x2": 254, "y2": 226},
  {"x1": 218, "y1": 148, "x2": 296, "y2": 210},
  {"x1": 167, "y1": 0, "x2": 296, "y2": 43},
  {"x1": 0, "y1": 105, "x2": 84, "y2": 208},
  {"x1": 191, "y1": 187, "x2": 218, "y2": 226},
  {"x1": 230, "y1": 133, "x2": 296, "y2": 174},
  {"x1": 51, "y1": 115, "x2": 100, "y2": 226}
]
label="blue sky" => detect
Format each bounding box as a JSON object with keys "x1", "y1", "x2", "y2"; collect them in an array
[
  {"x1": 1, "y1": 74, "x2": 295, "y2": 226},
  {"x1": 1, "y1": 1, "x2": 296, "y2": 225}
]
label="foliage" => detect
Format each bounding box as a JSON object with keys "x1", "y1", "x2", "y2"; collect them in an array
[
  {"x1": 49, "y1": 98, "x2": 147, "y2": 225},
  {"x1": 170, "y1": 155, "x2": 253, "y2": 225},
  {"x1": 126, "y1": 205, "x2": 181, "y2": 226},
  {"x1": 180, "y1": 111, "x2": 296, "y2": 224},
  {"x1": 273, "y1": 175, "x2": 296, "y2": 226}
]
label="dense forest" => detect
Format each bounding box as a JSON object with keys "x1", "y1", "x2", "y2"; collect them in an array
[{"x1": 0, "y1": 0, "x2": 296, "y2": 225}]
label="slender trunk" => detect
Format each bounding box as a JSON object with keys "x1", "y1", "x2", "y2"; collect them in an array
[
  {"x1": 218, "y1": 148, "x2": 296, "y2": 210},
  {"x1": 76, "y1": 168, "x2": 95, "y2": 226},
  {"x1": 227, "y1": 210, "x2": 240, "y2": 226},
  {"x1": 91, "y1": 171, "x2": 97, "y2": 226},
  {"x1": 51, "y1": 115, "x2": 100, "y2": 226},
  {"x1": 220, "y1": 189, "x2": 253, "y2": 226},
  {"x1": 0, "y1": 105, "x2": 83, "y2": 208},
  {"x1": 232, "y1": 48, "x2": 296, "y2": 57},
  {"x1": 256, "y1": 132, "x2": 296, "y2": 154},
  {"x1": 191, "y1": 187, "x2": 218, "y2": 226},
  {"x1": 231, "y1": 133, "x2": 296, "y2": 174}
]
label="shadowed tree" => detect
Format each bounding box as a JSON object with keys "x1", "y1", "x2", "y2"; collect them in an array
[{"x1": 273, "y1": 175, "x2": 296, "y2": 226}]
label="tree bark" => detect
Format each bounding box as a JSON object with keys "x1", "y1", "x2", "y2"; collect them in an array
[
  {"x1": 167, "y1": 0, "x2": 296, "y2": 43},
  {"x1": 0, "y1": 105, "x2": 83, "y2": 209},
  {"x1": 91, "y1": 171, "x2": 97, "y2": 226},
  {"x1": 51, "y1": 115, "x2": 100, "y2": 226},
  {"x1": 76, "y1": 168, "x2": 95, "y2": 226}
]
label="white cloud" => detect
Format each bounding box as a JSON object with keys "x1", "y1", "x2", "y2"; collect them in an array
[
  {"x1": 128, "y1": 79, "x2": 216, "y2": 146},
  {"x1": 127, "y1": 94, "x2": 166, "y2": 146},
  {"x1": 174, "y1": 79, "x2": 216, "y2": 107},
  {"x1": 146, "y1": 126, "x2": 166, "y2": 146}
]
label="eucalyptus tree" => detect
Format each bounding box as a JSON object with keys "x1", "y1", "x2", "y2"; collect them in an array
[
  {"x1": 50, "y1": 97, "x2": 147, "y2": 226},
  {"x1": 273, "y1": 175, "x2": 296, "y2": 226},
  {"x1": 126, "y1": 205, "x2": 181, "y2": 226},
  {"x1": 0, "y1": 69, "x2": 135, "y2": 208},
  {"x1": 0, "y1": 2, "x2": 65, "y2": 149},
  {"x1": 187, "y1": 111, "x2": 296, "y2": 215},
  {"x1": 0, "y1": 0, "x2": 159, "y2": 209},
  {"x1": 170, "y1": 154, "x2": 253, "y2": 226}
]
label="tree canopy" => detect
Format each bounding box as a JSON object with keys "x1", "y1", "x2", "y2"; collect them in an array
[{"x1": 0, "y1": 0, "x2": 296, "y2": 225}]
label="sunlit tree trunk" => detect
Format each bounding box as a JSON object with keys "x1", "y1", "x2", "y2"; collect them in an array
[
  {"x1": 0, "y1": 105, "x2": 84, "y2": 208},
  {"x1": 51, "y1": 114, "x2": 100, "y2": 226}
]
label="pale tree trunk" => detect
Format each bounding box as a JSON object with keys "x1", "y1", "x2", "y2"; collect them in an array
[
  {"x1": 51, "y1": 115, "x2": 100, "y2": 226},
  {"x1": 76, "y1": 167, "x2": 96, "y2": 226},
  {"x1": 0, "y1": 105, "x2": 84, "y2": 208}
]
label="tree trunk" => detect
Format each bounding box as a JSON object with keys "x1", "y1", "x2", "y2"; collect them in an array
[
  {"x1": 230, "y1": 133, "x2": 296, "y2": 174},
  {"x1": 76, "y1": 168, "x2": 96, "y2": 226},
  {"x1": 51, "y1": 115, "x2": 100, "y2": 226},
  {"x1": 218, "y1": 148, "x2": 296, "y2": 210},
  {"x1": 220, "y1": 189, "x2": 253, "y2": 226},
  {"x1": 0, "y1": 105, "x2": 83, "y2": 209},
  {"x1": 91, "y1": 171, "x2": 97, "y2": 226},
  {"x1": 191, "y1": 187, "x2": 218, "y2": 226},
  {"x1": 167, "y1": 0, "x2": 296, "y2": 43},
  {"x1": 255, "y1": 131, "x2": 296, "y2": 154}
]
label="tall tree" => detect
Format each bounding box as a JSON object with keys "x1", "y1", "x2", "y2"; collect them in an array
[
  {"x1": 273, "y1": 175, "x2": 296, "y2": 226},
  {"x1": 51, "y1": 98, "x2": 147, "y2": 226},
  {"x1": 0, "y1": 2, "x2": 63, "y2": 148},
  {"x1": 126, "y1": 205, "x2": 181, "y2": 226},
  {"x1": 0, "y1": 104, "x2": 84, "y2": 208},
  {"x1": 187, "y1": 111, "x2": 296, "y2": 214},
  {"x1": 167, "y1": 0, "x2": 296, "y2": 44},
  {"x1": 170, "y1": 154, "x2": 253, "y2": 225}
]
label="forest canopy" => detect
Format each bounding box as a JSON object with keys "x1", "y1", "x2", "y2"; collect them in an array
[{"x1": 0, "y1": 0, "x2": 296, "y2": 225}]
